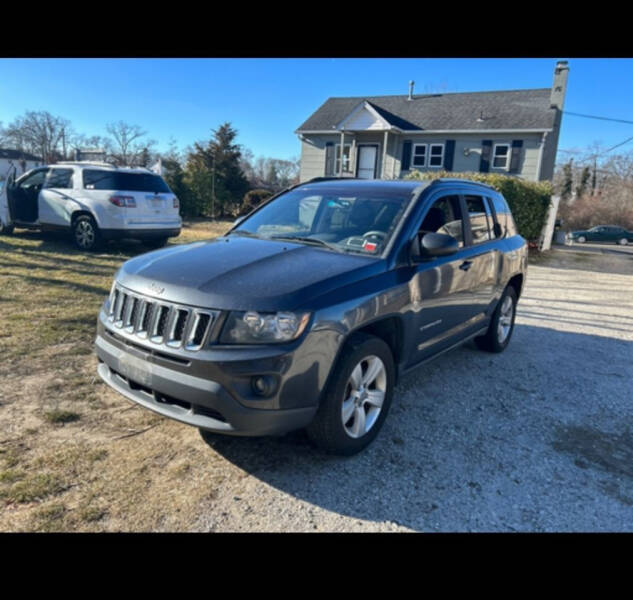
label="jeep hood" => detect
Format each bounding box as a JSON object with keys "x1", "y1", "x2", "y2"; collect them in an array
[{"x1": 116, "y1": 236, "x2": 384, "y2": 311}]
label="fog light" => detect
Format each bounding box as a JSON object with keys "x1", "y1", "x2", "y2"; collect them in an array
[{"x1": 251, "y1": 375, "x2": 277, "y2": 397}]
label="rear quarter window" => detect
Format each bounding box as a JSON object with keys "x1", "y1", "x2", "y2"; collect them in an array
[
  {"x1": 82, "y1": 170, "x2": 170, "y2": 193},
  {"x1": 489, "y1": 194, "x2": 518, "y2": 237}
]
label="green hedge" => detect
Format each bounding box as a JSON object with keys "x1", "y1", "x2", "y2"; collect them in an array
[{"x1": 404, "y1": 170, "x2": 552, "y2": 242}]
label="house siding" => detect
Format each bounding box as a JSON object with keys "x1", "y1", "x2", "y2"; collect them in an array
[
  {"x1": 397, "y1": 133, "x2": 545, "y2": 181},
  {"x1": 300, "y1": 132, "x2": 548, "y2": 182}
]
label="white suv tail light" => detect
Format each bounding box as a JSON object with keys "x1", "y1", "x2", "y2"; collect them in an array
[{"x1": 109, "y1": 195, "x2": 136, "y2": 207}]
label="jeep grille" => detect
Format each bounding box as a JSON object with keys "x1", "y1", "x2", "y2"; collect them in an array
[{"x1": 107, "y1": 284, "x2": 217, "y2": 351}]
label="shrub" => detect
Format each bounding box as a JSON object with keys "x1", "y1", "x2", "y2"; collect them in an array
[
  {"x1": 241, "y1": 188, "x2": 274, "y2": 215},
  {"x1": 405, "y1": 170, "x2": 553, "y2": 242},
  {"x1": 558, "y1": 193, "x2": 633, "y2": 232}
]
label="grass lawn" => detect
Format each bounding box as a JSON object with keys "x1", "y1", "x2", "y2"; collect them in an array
[{"x1": 0, "y1": 219, "x2": 235, "y2": 531}]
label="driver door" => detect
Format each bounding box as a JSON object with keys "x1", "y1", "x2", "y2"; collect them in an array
[
  {"x1": 8, "y1": 168, "x2": 49, "y2": 223},
  {"x1": 404, "y1": 193, "x2": 476, "y2": 368}
]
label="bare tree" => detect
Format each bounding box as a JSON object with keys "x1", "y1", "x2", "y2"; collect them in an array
[
  {"x1": 3, "y1": 110, "x2": 71, "y2": 163},
  {"x1": 105, "y1": 121, "x2": 155, "y2": 166}
]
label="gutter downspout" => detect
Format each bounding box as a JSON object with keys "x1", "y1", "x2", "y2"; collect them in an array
[
  {"x1": 535, "y1": 131, "x2": 548, "y2": 181},
  {"x1": 339, "y1": 130, "x2": 345, "y2": 176},
  {"x1": 382, "y1": 131, "x2": 388, "y2": 179}
]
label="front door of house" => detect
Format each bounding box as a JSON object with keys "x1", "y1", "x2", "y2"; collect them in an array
[{"x1": 356, "y1": 145, "x2": 377, "y2": 179}]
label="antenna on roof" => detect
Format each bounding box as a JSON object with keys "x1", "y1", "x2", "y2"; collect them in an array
[
  {"x1": 408, "y1": 80, "x2": 415, "y2": 101},
  {"x1": 476, "y1": 111, "x2": 485, "y2": 122}
]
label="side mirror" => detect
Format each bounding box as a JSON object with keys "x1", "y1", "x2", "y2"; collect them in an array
[{"x1": 410, "y1": 232, "x2": 459, "y2": 261}]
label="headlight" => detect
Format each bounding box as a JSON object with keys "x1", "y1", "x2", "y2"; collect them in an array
[{"x1": 220, "y1": 311, "x2": 311, "y2": 344}]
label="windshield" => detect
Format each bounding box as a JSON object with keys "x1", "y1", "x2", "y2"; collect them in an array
[{"x1": 232, "y1": 186, "x2": 414, "y2": 256}]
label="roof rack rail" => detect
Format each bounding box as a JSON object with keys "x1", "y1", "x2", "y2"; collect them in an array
[
  {"x1": 307, "y1": 176, "x2": 360, "y2": 183},
  {"x1": 429, "y1": 177, "x2": 496, "y2": 190},
  {"x1": 56, "y1": 161, "x2": 116, "y2": 168}
]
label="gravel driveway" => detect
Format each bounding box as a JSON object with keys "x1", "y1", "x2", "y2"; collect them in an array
[{"x1": 193, "y1": 248, "x2": 633, "y2": 532}]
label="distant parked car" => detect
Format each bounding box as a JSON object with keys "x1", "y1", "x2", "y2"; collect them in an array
[
  {"x1": 568, "y1": 225, "x2": 633, "y2": 246},
  {"x1": 0, "y1": 162, "x2": 181, "y2": 251}
]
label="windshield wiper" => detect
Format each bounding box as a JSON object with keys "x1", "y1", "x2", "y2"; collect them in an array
[{"x1": 270, "y1": 235, "x2": 340, "y2": 252}]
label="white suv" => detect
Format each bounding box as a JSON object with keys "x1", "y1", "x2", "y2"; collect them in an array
[{"x1": 0, "y1": 162, "x2": 182, "y2": 251}]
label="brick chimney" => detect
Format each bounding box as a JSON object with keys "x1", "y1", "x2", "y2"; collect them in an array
[{"x1": 550, "y1": 60, "x2": 569, "y2": 110}]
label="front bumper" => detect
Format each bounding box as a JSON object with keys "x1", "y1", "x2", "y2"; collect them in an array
[{"x1": 94, "y1": 318, "x2": 321, "y2": 436}]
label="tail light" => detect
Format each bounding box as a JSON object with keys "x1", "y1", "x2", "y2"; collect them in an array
[
  {"x1": 109, "y1": 195, "x2": 136, "y2": 207},
  {"x1": 173, "y1": 197, "x2": 180, "y2": 209}
]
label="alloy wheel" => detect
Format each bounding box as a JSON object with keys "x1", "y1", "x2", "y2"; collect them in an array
[
  {"x1": 497, "y1": 295, "x2": 514, "y2": 344},
  {"x1": 75, "y1": 220, "x2": 95, "y2": 249},
  {"x1": 341, "y1": 355, "x2": 387, "y2": 439}
]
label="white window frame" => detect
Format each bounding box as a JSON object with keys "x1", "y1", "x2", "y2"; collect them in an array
[
  {"x1": 428, "y1": 144, "x2": 445, "y2": 168},
  {"x1": 335, "y1": 143, "x2": 352, "y2": 174},
  {"x1": 492, "y1": 144, "x2": 510, "y2": 170},
  {"x1": 411, "y1": 143, "x2": 427, "y2": 168}
]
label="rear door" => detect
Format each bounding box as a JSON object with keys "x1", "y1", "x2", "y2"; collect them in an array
[
  {"x1": 40, "y1": 167, "x2": 75, "y2": 226},
  {"x1": 459, "y1": 193, "x2": 498, "y2": 320},
  {"x1": 82, "y1": 169, "x2": 178, "y2": 226},
  {"x1": 114, "y1": 172, "x2": 177, "y2": 224}
]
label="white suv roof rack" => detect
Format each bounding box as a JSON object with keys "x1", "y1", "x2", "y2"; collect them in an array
[{"x1": 57, "y1": 161, "x2": 117, "y2": 168}]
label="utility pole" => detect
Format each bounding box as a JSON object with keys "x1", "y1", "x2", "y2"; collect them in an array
[{"x1": 211, "y1": 151, "x2": 216, "y2": 219}]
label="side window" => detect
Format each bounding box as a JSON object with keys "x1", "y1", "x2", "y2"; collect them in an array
[
  {"x1": 418, "y1": 195, "x2": 464, "y2": 248},
  {"x1": 464, "y1": 195, "x2": 492, "y2": 244},
  {"x1": 44, "y1": 168, "x2": 73, "y2": 189},
  {"x1": 19, "y1": 169, "x2": 48, "y2": 190}
]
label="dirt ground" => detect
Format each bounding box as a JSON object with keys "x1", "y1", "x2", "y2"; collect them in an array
[{"x1": 1, "y1": 230, "x2": 632, "y2": 532}]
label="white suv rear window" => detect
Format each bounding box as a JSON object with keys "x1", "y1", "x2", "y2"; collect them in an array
[{"x1": 83, "y1": 170, "x2": 170, "y2": 193}]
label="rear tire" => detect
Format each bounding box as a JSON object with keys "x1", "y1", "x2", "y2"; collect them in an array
[
  {"x1": 0, "y1": 220, "x2": 13, "y2": 236},
  {"x1": 72, "y1": 215, "x2": 102, "y2": 251},
  {"x1": 144, "y1": 237, "x2": 169, "y2": 249},
  {"x1": 618, "y1": 238, "x2": 628, "y2": 246},
  {"x1": 306, "y1": 332, "x2": 395, "y2": 456},
  {"x1": 475, "y1": 286, "x2": 518, "y2": 353}
]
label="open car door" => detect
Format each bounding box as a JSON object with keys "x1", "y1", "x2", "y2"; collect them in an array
[{"x1": 0, "y1": 166, "x2": 16, "y2": 230}]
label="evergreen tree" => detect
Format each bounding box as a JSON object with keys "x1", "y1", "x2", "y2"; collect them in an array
[
  {"x1": 185, "y1": 122, "x2": 249, "y2": 217},
  {"x1": 561, "y1": 160, "x2": 573, "y2": 200},
  {"x1": 575, "y1": 166, "x2": 591, "y2": 198}
]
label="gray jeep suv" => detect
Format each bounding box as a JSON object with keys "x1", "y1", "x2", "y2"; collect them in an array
[{"x1": 95, "y1": 178, "x2": 527, "y2": 455}]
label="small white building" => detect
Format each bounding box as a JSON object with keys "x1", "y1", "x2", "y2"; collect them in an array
[{"x1": 0, "y1": 148, "x2": 42, "y2": 181}]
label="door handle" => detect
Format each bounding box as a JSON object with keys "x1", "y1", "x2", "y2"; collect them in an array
[{"x1": 459, "y1": 260, "x2": 473, "y2": 271}]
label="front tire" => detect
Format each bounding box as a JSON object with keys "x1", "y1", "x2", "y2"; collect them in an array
[
  {"x1": 475, "y1": 286, "x2": 518, "y2": 353},
  {"x1": 72, "y1": 215, "x2": 102, "y2": 251},
  {"x1": 306, "y1": 332, "x2": 395, "y2": 456},
  {"x1": 577, "y1": 236, "x2": 586, "y2": 243}
]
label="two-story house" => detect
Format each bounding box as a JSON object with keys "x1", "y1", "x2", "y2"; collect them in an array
[{"x1": 296, "y1": 60, "x2": 569, "y2": 183}]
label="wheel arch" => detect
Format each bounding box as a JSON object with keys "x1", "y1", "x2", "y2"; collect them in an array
[{"x1": 507, "y1": 273, "x2": 524, "y2": 299}]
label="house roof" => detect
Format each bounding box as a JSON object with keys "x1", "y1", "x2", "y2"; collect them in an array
[
  {"x1": 0, "y1": 148, "x2": 42, "y2": 161},
  {"x1": 296, "y1": 88, "x2": 556, "y2": 133}
]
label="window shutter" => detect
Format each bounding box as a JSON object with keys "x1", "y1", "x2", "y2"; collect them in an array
[
  {"x1": 480, "y1": 140, "x2": 492, "y2": 173},
  {"x1": 444, "y1": 140, "x2": 456, "y2": 171},
  {"x1": 509, "y1": 140, "x2": 523, "y2": 173},
  {"x1": 401, "y1": 140, "x2": 412, "y2": 171},
  {"x1": 324, "y1": 142, "x2": 334, "y2": 176}
]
